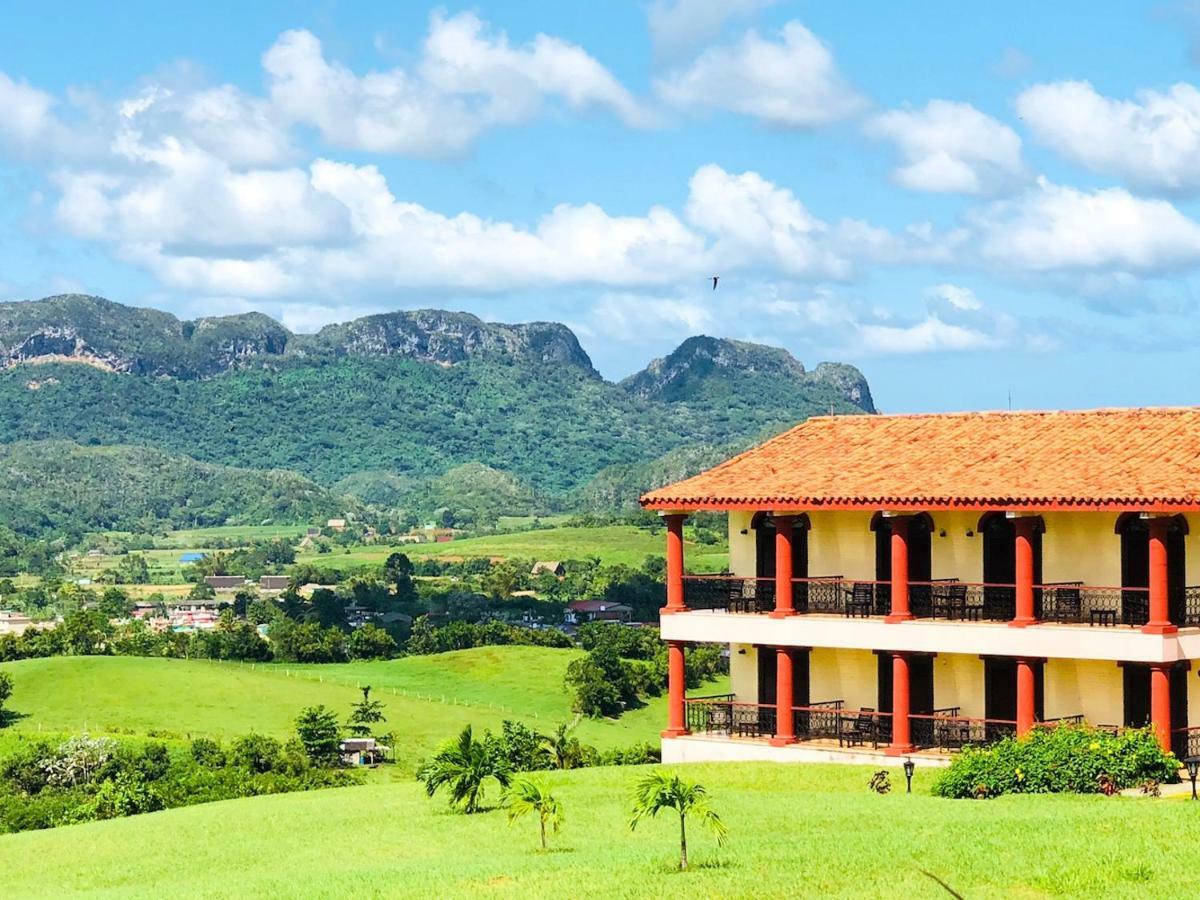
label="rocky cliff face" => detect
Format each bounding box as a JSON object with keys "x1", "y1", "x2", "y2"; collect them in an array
[
  {"x1": 298, "y1": 309, "x2": 598, "y2": 373},
  {"x1": 0, "y1": 296, "x2": 597, "y2": 377},
  {"x1": 620, "y1": 335, "x2": 875, "y2": 412}
]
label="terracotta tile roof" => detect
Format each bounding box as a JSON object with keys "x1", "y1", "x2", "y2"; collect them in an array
[{"x1": 640, "y1": 407, "x2": 1200, "y2": 511}]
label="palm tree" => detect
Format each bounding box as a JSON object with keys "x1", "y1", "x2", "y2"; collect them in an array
[
  {"x1": 543, "y1": 724, "x2": 582, "y2": 770},
  {"x1": 628, "y1": 771, "x2": 728, "y2": 871},
  {"x1": 503, "y1": 779, "x2": 564, "y2": 850},
  {"x1": 417, "y1": 725, "x2": 511, "y2": 813}
]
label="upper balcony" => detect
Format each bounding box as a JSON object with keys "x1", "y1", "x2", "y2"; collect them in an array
[{"x1": 682, "y1": 575, "x2": 1200, "y2": 629}]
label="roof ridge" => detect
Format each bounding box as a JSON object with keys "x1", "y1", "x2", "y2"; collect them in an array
[{"x1": 808, "y1": 405, "x2": 1200, "y2": 423}]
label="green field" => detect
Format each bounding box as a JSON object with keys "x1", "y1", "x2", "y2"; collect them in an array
[
  {"x1": 297, "y1": 525, "x2": 729, "y2": 572},
  {"x1": 0, "y1": 649, "x2": 709, "y2": 767},
  {"x1": 1, "y1": 760, "x2": 1194, "y2": 897}
]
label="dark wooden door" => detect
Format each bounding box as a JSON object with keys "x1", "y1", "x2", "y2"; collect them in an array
[
  {"x1": 1123, "y1": 665, "x2": 1150, "y2": 727},
  {"x1": 982, "y1": 515, "x2": 1017, "y2": 619},
  {"x1": 985, "y1": 659, "x2": 1043, "y2": 722}
]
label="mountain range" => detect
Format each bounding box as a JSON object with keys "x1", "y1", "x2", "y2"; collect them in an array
[{"x1": 0, "y1": 294, "x2": 875, "y2": 536}]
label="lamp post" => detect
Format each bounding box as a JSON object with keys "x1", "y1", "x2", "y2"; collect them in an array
[
  {"x1": 903, "y1": 758, "x2": 915, "y2": 794},
  {"x1": 1186, "y1": 756, "x2": 1200, "y2": 800}
]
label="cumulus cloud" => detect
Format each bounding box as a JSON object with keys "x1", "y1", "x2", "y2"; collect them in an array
[
  {"x1": 0, "y1": 72, "x2": 63, "y2": 154},
  {"x1": 264, "y1": 12, "x2": 651, "y2": 158},
  {"x1": 971, "y1": 177, "x2": 1200, "y2": 273},
  {"x1": 655, "y1": 22, "x2": 866, "y2": 127},
  {"x1": 646, "y1": 0, "x2": 775, "y2": 58},
  {"x1": 1017, "y1": 81, "x2": 1200, "y2": 193},
  {"x1": 865, "y1": 100, "x2": 1025, "y2": 194}
]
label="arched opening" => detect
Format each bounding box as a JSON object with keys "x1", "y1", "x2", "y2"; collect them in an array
[
  {"x1": 977, "y1": 513, "x2": 1043, "y2": 620},
  {"x1": 1115, "y1": 514, "x2": 1187, "y2": 626},
  {"x1": 872, "y1": 513, "x2": 933, "y2": 616},
  {"x1": 752, "y1": 513, "x2": 810, "y2": 609}
]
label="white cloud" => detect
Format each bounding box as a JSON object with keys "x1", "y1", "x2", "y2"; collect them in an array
[
  {"x1": 0, "y1": 72, "x2": 69, "y2": 155},
  {"x1": 647, "y1": 0, "x2": 775, "y2": 58},
  {"x1": 1017, "y1": 81, "x2": 1200, "y2": 192},
  {"x1": 264, "y1": 12, "x2": 651, "y2": 159},
  {"x1": 865, "y1": 100, "x2": 1024, "y2": 194},
  {"x1": 971, "y1": 177, "x2": 1200, "y2": 272},
  {"x1": 858, "y1": 316, "x2": 997, "y2": 353},
  {"x1": 655, "y1": 22, "x2": 866, "y2": 127}
]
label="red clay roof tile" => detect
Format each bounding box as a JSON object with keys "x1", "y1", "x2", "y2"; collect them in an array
[{"x1": 640, "y1": 407, "x2": 1200, "y2": 511}]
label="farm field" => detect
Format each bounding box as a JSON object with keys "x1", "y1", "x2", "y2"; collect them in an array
[
  {"x1": 0, "y1": 648, "x2": 710, "y2": 767},
  {"x1": 0, "y1": 760, "x2": 1194, "y2": 898},
  {"x1": 296, "y1": 525, "x2": 729, "y2": 572}
]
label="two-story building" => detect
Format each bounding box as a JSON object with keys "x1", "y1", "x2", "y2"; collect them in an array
[{"x1": 641, "y1": 407, "x2": 1200, "y2": 765}]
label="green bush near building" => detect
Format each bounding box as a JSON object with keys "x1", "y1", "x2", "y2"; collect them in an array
[{"x1": 932, "y1": 725, "x2": 1178, "y2": 799}]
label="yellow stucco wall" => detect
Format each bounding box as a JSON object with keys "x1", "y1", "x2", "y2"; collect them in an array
[
  {"x1": 728, "y1": 511, "x2": 756, "y2": 576},
  {"x1": 1043, "y1": 659, "x2": 1124, "y2": 725},
  {"x1": 726, "y1": 509, "x2": 1175, "y2": 589},
  {"x1": 729, "y1": 643, "x2": 757, "y2": 700},
  {"x1": 810, "y1": 647, "x2": 878, "y2": 709},
  {"x1": 932, "y1": 653, "x2": 984, "y2": 718}
]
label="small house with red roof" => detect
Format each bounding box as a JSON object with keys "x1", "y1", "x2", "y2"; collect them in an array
[{"x1": 641, "y1": 407, "x2": 1200, "y2": 765}]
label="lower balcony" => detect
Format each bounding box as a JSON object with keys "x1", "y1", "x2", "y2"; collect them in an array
[{"x1": 683, "y1": 576, "x2": 1200, "y2": 628}]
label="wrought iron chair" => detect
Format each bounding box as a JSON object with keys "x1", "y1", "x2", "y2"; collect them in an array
[
  {"x1": 846, "y1": 583, "x2": 874, "y2": 618},
  {"x1": 839, "y1": 709, "x2": 876, "y2": 747}
]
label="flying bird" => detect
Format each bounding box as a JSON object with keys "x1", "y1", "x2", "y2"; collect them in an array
[{"x1": 711, "y1": 275, "x2": 719, "y2": 291}]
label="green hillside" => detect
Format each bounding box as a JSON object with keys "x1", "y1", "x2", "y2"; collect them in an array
[
  {"x1": 0, "y1": 295, "x2": 874, "y2": 529},
  {"x1": 0, "y1": 649, "x2": 703, "y2": 765},
  {"x1": 0, "y1": 761, "x2": 1189, "y2": 898},
  {"x1": 0, "y1": 441, "x2": 357, "y2": 539}
]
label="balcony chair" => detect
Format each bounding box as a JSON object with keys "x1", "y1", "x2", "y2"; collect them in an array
[
  {"x1": 839, "y1": 709, "x2": 876, "y2": 747},
  {"x1": 845, "y1": 583, "x2": 874, "y2": 618}
]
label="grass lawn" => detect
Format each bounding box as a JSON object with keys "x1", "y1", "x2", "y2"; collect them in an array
[
  {"x1": 0, "y1": 760, "x2": 1195, "y2": 897},
  {"x1": 0, "y1": 649, "x2": 716, "y2": 768},
  {"x1": 297, "y1": 525, "x2": 729, "y2": 572}
]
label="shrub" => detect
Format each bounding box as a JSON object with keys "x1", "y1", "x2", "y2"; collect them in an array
[
  {"x1": 932, "y1": 725, "x2": 1178, "y2": 799},
  {"x1": 229, "y1": 734, "x2": 283, "y2": 774},
  {"x1": 190, "y1": 737, "x2": 226, "y2": 768}
]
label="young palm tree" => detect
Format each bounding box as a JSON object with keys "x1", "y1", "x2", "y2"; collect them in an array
[
  {"x1": 628, "y1": 771, "x2": 728, "y2": 871},
  {"x1": 417, "y1": 725, "x2": 511, "y2": 813},
  {"x1": 503, "y1": 779, "x2": 564, "y2": 850}
]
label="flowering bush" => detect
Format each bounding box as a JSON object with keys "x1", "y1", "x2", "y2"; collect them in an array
[{"x1": 932, "y1": 725, "x2": 1178, "y2": 799}]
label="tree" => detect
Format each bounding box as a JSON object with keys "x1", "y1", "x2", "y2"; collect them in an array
[
  {"x1": 346, "y1": 686, "x2": 387, "y2": 739},
  {"x1": 503, "y1": 779, "x2": 563, "y2": 850},
  {"x1": 628, "y1": 772, "x2": 728, "y2": 871},
  {"x1": 295, "y1": 705, "x2": 342, "y2": 766},
  {"x1": 543, "y1": 724, "x2": 586, "y2": 770},
  {"x1": 383, "y1": 552, "x2": 416, "y2": 603},
  {"x1": 98, "y1": 587, "x2": 134, "y2": 619},
  {"x1": 417, "y1": 725, "x2": 511, "y2": 813},
  {"x1": 347, "y1": 623, "x2": 398, "y2": 660},
  {"x1": 0, "y1": 670, "x2": 12, "y2": 724}
]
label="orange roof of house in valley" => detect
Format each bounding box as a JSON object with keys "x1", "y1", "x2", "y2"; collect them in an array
[{"x1": 640, "y1": 407, "x2": 1200, "y2": 512}]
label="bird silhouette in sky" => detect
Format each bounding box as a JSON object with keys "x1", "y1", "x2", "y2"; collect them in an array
[{"x1": 711, "y1": 275, "x2": 719, "y2": 291}]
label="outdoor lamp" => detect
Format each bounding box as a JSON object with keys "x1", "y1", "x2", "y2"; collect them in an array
[
  {"x1": 903, "y1": 758, "x2": 915, "y2": 794},
  {"x1": 1186, "y1": 756, "x2": 1200, "y2": 800}
]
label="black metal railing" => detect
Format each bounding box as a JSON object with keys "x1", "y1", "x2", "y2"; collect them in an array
[
  {"x1": 909, "y1": 714, "x2": 1017, "y2": 751},
  {"x1": 1183, "y1": 587, "x2": 1200, "y2": 627},
  {"x1": 680, "y1": 576, "x2": 1180, "y2": 628},
  {"x1": 1038, "y1": 714, "x2": 1086, "y2": 728},
  {"x1": 684, "y1": 700, "x2": 775, "y2": 737},
  {"x1": 1173, "y1": 726, "x2": 1200, "y2": 759}
]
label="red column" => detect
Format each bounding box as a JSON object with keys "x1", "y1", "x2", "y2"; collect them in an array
[
  {"x1": 663, "y1": 513, "x2": 688, "y2": 614},
  {"x1": 885, "y1": 516, "x2": 912, "y2": 623},
  {"x1": 771, "y1": 515, "x2": 796, "y2": 618},
  {"x1": 1143, "y1": 518, "x2": 1176, "y2": 634},
  {"x1": 1011, "y1": 518, "x2": 1039, "y2": 627},
  {"x1": 770, "y1": 648, "x2": 796, "y2": 745},
  {"x1": 662, "y1": 640, "x2": 689, "y2": 737},
  {"x1": 1150, "y1": 663, "x2": 1172, "y2": 753},
  {"x1": 888, "y1": 652, "x2": 913, "y2": 754},
  {"x1": 1016, "y1": 659, "x2": 1036, "y2": 736}
]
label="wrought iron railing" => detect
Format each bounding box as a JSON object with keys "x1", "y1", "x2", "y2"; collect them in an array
[
  {"x1": 1173, "y1": 725, "x2": 1200, "y2": 759},
  {"x1": 679, "y1": 576, "x2": 1177, "y2": 628},
  {"x1": 684, "y1": 699, "x2": 775, "y2": 737},
  {"x1": 1038, "y1": 714, "x2": 1086, "y2": 728},
  {"x1": 909, "y1": 713, "x2": 1017, "y2": 751},
  {"x1": 1038, "y1": 583, "x2": 1149, "y2": 626},
  {"x1": 1183, "y1": 587, "x2": 1200, "y2": 628}
]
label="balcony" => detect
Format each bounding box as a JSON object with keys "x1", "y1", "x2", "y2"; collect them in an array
[
  {"x1": 682, "y1": 576, "x2": 1200, "y2": 628},
  {"x1": 682, "y1": 695, "x2": 1030, "y2": 753}
]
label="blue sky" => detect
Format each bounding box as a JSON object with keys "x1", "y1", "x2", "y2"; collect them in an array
[{"x1": 4, "y1": 1, "x2": 1200, "y2": 413}]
